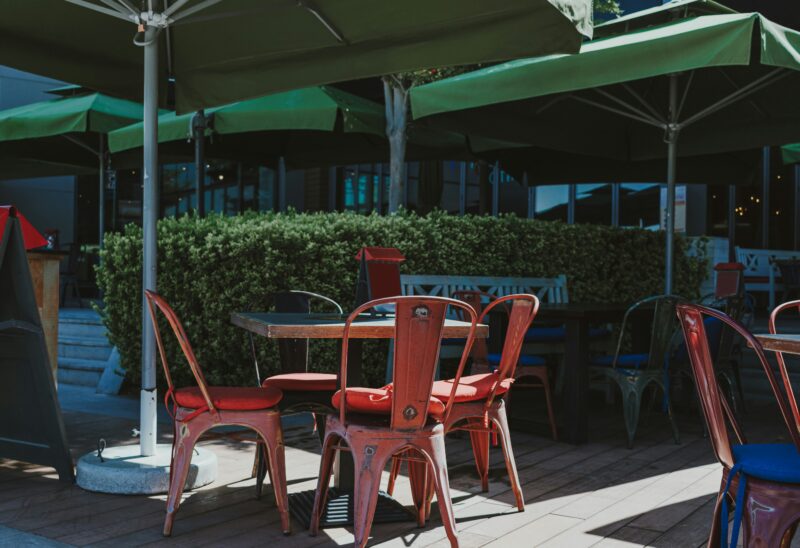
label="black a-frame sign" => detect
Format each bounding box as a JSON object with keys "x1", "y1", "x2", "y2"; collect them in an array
[{"x1": 0, "y1": 212, "x2": 73, "y2": 481}]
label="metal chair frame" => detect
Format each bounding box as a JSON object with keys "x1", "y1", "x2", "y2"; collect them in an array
[
  {"x1": 769, "y1": 299, "x2": 800, "y2": 433},
  {"x1": 309, "y1": 295, "x2": 478, "y2": 548},
  {"x1": 592, "y1": 294, "x2": 681, "y2": 448},
  {"x1": 144, "y1": 290, "x2": 290, "y2": 537},
  {"x1": 252, "y1": 290, "x2": 342, "y2": 497},
  {"x1": 677, "y1": 303, "x2": 800, "y2": 547}
]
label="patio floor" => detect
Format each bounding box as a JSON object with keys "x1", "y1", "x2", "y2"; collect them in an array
[{"x1": 5, "y1": 383, "x2": 795, "y2": 548}]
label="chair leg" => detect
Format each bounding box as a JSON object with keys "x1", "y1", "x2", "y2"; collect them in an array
[
  {"x1": 420, "y1": 434, "x2": 459, "y2": 548},
  {"x1": 254, "y1": 443, "x2": 269, "y2": 500},
  {"x1": 386, "y1": 454, "x2": 402, "y2": 496},
  {"x1": 256, "y1": 421, "x2": 290, "y2": 535},
  {"x1": 467, "y1": 418, "x2": 490, "y2": 492},
  {"x1": 163, "y1": 424, "x2": 201, "y2": 536},
  {"x1": 309, "y1": 432, "x2": 338, "y2": 536},
  {"x1": 407, "y1": 450, "x2": 431, "y2": 526},
  {"x1": 660, "y1": 380, "x2": 681, "y2": 445},
  {"x1": 493, "y1": 404, "x2": 524, "y2": 512},
  {"x1": 619, "y1": 381, "x2": 643, "y2": 450},
  {"x1": 351, "y1": 438, "x2": 393, "y2": 548},
  {"x1": 705, "y1": 485, "x2": 725, "y2": 548},
  {"x1": 540, "y1": 371, "x2": 558, "y2": 441}
]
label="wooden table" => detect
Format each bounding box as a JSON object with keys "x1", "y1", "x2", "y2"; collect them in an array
[
  {"x1": 754, "y1": 334, "x2": 800, "y2": 354},
  {"x1": 535, "y1": 303, "x2": 637, "y2": 445},
  {"x1": 231, "y1": 311, "x2": 488, "y2": 527}
]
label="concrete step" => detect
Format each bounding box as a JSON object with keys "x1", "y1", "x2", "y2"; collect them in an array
[
  {"x1": 58, "y1": 335, "x2": 113, "y2": 361},
  {"x1": 58, "y1": 357, "x2": 106, "y2": 387},
  {"x1": 59, "y1": 308, "x2": 106, "y2": 338}
]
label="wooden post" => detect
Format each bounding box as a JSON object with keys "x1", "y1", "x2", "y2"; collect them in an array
[{"x1": 26, "y1": 250, "x2": 67, "y2": 380}]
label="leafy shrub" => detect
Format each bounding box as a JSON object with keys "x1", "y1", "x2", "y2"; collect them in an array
[{"x1": 97, "y1": 210, "x2": 707, "y2": 389}]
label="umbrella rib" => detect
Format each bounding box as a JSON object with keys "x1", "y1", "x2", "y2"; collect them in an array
[
  {"x1": 97, "y1": 0, "x2": 133, "y2": 16},
  {"x1": 620, "y1": 83, "x2": 663, "y2": 122},
  {"x1": 170, "y1": 0, "x2": 223, "y2": 22},
  {"x1": 62, "y1": 134, "x2": 100, "y2": 157},
  {"x1": 679, "y1": 68, "x2": 788, "y2": 130},
  {"x1": 675, "y1": 70, "x2": 694, "y2": 120},
  {"x1": 64, "y1": 0, "x2": 134, "y2": 22},
  {"x1": 115, "y1": 0, "x2": 139, "y2": 16},
  {"x1": 297, "y1": 0, "x2": 348, "y2": 44},
  {"x1": 163, "y1": 0, "x2": 191, "y2": 18},
  {"x1": 570, "y1": 95, "x2": 665, "y2": 129},
  {"x1": 715, "y1": 68, "x2": 767, "y2": 120},
  {"x1": 592, "y1": 88, "x2": 665, "y2": 126}
]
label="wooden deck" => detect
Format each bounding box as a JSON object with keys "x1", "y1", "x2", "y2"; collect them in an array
[{"x1": 0, "y1": 397, "x2": 790, "y2": 547}]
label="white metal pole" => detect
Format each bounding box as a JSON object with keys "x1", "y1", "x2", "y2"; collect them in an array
[
  {"x1": 140, "y1": 25, "x2": 160, "y2": 457},
  {"x1": 665, "y1": 74, "x2": 678, "y2": 295},
  {"x1": 99, "y1": 134, "x2": 105, "y2": 251}
]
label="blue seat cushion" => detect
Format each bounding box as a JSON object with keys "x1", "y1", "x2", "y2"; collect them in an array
[
  {"x1": 591, "y1": 353, "x2": 649, "y2": 369},
  {"x1": 487, "y1": 353, "x2": 546, "y2": 367},
  {"x1": 732, "y1": 444, "x2": 800, "y2": 483},
  {"x1": 525, "y1": 326, "x2": 611, "y2": 343}
]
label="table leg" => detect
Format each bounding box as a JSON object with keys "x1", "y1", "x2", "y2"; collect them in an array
[
  {"x1": 562, "y1": 317, "x2": 589, "y2": 444},
  {"x1": 333, "y1": 339, "x2": 362, "y2": 488}
]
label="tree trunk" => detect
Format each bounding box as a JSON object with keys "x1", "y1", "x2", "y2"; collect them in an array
[{"x1": 384, "y1": 78, "x2": 409, "y2": 213}]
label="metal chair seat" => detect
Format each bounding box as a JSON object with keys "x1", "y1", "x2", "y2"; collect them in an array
[
  {"x1": 331, "y1": 387, "x2": 446, "y2": 421},
  {"x1": 173, "y1": 385, "x2": 283, "y2": 411},
  {"x1": 431, "y1": 372, "x2": 513, "y2": 404}
]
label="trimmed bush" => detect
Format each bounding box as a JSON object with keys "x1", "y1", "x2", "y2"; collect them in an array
[{"x1": 97, "y1": 210, "x2": 707, "y2": 389}]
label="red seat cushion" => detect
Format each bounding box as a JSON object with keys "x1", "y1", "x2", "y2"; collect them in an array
[
  {"x1": 174, "y1": 386, "x2": 282, "y2": 411},
  {"x1": 262, "y1": 372, "x2": 337, "y2": 392},
  {"x1": 431, "y1": 373, "x2": 514, "y2": 404},
  {"x1": 331, "y1": 387, "x2": 445, "y2": 421}
]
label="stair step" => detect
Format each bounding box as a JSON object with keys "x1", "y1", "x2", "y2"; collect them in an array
[
  {"x1": 59, "y1": 356, "x2": 107, "y2": 372},
  {"x1": 59, "y1": 322, "x2": 106, "y2": 339},
  {"x1": 58, "y1": 335, "x2": 112, "y2": 361},
  {"x1": 58, "y1": 309, "x2": 103, "y2": 323}
]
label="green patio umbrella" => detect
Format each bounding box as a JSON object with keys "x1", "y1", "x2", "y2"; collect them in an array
[
  {"x1": 0, "y1": 0, "x2": 593, "y2": 460},
  {"x1": 412, "y1": 9, "x2": 800, "y2": 293},
  {"x1": 0, "y1": 92, "x2": 144, "y2": 247},
  {"x1": 783, "y1": 143, "x2": 800, "y2": 165},
  {"x1": 108, "y1": 86, "x2": 469, "y2": 214}
]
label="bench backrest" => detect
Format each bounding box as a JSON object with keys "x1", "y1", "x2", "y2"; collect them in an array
[
  {"x1": 736, "y1": 247, "x2": 800, "y2": 283},
  {"x1": 400, "y1": 274, "x2": 569, "y2": 304}
]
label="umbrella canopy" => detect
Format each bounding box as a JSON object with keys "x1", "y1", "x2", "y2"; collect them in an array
[
  {"x1": 0, "y1": 0, "x2": 592, "y2": 460},
  {"x1": 0, "y1": 92, "x2": 145, "y2": 247},
  {"x1": 783, "y1": 143, "x2": 800, "y2": 165},
  {"x1": 108, "y1": 86, "x2": 468, "y2": 167},
  {"x1": 0, "y1": 0, "x2": 593, "y2": 114},
  {"x1": 412, "y1": 9, "x2": 800, "y2": 292}
]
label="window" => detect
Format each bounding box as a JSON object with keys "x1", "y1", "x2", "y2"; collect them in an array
[
  {"x1": 575, "y1": 183, "x2": 612, "y2": 225},
  {"x1": 620, "y1": 183, "x2": 660, "y2": 230},
  {"x1": 535, "y1": 185, "x2": 569, "y2": 222}
]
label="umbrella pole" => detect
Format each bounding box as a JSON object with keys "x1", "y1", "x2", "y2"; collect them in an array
[
  {"x1": 728, "y1": 185, "x2": 736, "y2": 261},
  {"x1": 192, "y1": 110, "x2": 206, "y2": 217},
  {"x1": 140, "y1": 25, "x2": 160, "y2": 458},
  {"x1": 664, "y1": 73, "x2": 678, "y2": 295},
  {"x1": 99, "y1": 134, "x2": 105, "y2": 253}
]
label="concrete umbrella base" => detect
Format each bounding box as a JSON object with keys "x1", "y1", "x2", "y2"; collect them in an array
[{"x1": 76, "y1": 443, "x2": 217, "y2": 495}]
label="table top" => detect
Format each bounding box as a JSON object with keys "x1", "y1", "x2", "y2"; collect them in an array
[
  {"x1": 231, "y1": 312, "x2": 489, "y2": 340},
  {"x1": 754, "y1": 334, "x2": 800, "y2": 355}
]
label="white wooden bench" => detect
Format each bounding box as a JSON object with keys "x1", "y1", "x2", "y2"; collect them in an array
[
  {"x1": 736, "y1": 247, "x2": 800, "y2": 309},
  {"x1": 400, "y1": 274, "x2": 569, "y2": 303}
]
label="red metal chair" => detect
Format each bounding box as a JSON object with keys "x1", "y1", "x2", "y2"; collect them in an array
[
  {"x1": 386, "y1": 294, "x2": 539, "y2": 523},
  {"x1": 253, "y1": 290, "x2": 340, "y2": 496},
  {"x1": 769, "y1": 299, "x2": 800, "y2": 432},
  {"x1": 309, "y1": 296, "x2": 478, "y2": 548},
  {"x1": 450, "y1": 290, "x2": 556, "y2": 440},
  {"x1": 676, "y1": 303, "x2": 800, "y2": 547},
  {"x1": 144, "y1": 290, "x2": 290, "y2": 537}
]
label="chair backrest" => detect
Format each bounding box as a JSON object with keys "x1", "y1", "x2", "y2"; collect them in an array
[
  {"x1": 144, "y1": 290, "x2": 215, "y2": 413},
  {"x1": 676, "y1": 303, "x2": 800, "y2": 468},
  {"x1": 769, "y1": 299, "x2": 800, "y2": 433},
  {"x1": 713, "y1": 263, "x2": 744, "y2": 300},
  {"x1": 451, "y1": 290, "x2": 496, "y2": 372},
  {"x1": 273, "y1": 290, "x2": 343, "y2": 373},
  {"x1": 479, "y1": 294, "x2": 539, "y2": 407},
  {"x1": 612, "y1": 295, "x2": 681, "y2": 370},
  {"x1": 339, "y1": 295, "x2": 478, "y2": 431}
]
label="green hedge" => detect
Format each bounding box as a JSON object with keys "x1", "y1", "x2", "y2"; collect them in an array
[{"x1": 97, "y1": 210, "x2": 707, "y2": 389}]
